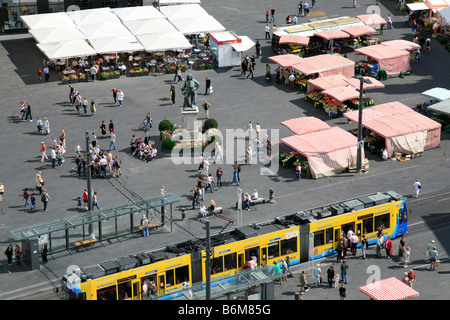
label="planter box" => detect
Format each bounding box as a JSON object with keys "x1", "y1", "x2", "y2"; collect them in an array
[
  {"x1": 142, "y1": 71, "x2": 149, "y2": 76},
  {"x1": 69, "y1": 79, "x2": 78, "y2": 83},
  {"x1": 61, "y1": 80, "x2": 70, "y2": 85},
  {"x1": 78, "y1": 78, "x2": 88, "y2": 82}
]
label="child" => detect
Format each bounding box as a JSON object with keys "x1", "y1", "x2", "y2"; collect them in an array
[
  {"x1": 334, "y1": 274, "x2": 339, "y2": 288},
  {"x1": 30, "y1": 194, "x2": 36, "y2": 211},
  {"x1": 77, "y1": 196, "x2": 83, "y2": 209}
]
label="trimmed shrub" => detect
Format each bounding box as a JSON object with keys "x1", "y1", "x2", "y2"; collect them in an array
[
  {"x1": 203, "y1": 118, "x2": 218, "y2": 131},
  {"x1": 161, "y1": 137, "x2": 176, "y2": 150},
  {"x1": 158, "y1": 119, "x2": 174, "y2": 132}
]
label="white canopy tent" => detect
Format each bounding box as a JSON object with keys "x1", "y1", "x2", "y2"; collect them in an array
[
  {"x1": 123, "y1": 18, "x2": 179, "y2": 36},
  {"x1": 159, "y1": 0, "x2": 201, "y2": 5},
  {"x1": 89, "y1": 36, "x2": 144, "y2": 54},
  {"x1": 137, "y1": 32, "x2": 193, "y2": 52},
  {"x1": 29, "y1": 26, "x2": 86, "y2": 43},
  {"x1": 36, "y1": 40, "x2": 97, "y2": 60},
  {"x1": 170, "y1": 15, "x2": 226, "y2": 35},
  {"x1": 111, "y1": 6, "x2": 166, "y2": 21},
  {"x1": 406, "y1": 2, "x2": 430, "y2": 11},
  {"x1": 231, "y1": 36, "x2": 255, "y2": 52},
  {"x1": 438, "y1": 6, "x2": 450, "y2": 24},
  {"x1": 67, "y1": 7, "x2": 121, "y2": 26},
  {"x1": 78, "y1": 22, "x2": 133, "y2": 40},
  {"x1": 160, "y1": 4, "x2": 209, "y2": 20},
  {"x1": 21, "y1": 12, "x2": 76, "y2": 30},
  {"x1": 421, "y1": 87, "x2": 450, "y2": 101}
]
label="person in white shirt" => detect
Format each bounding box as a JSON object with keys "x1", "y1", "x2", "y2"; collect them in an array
[
  {"x1": 117, "y1": 89, "x2": 124, "y2": 106},
  {"x1": 109, "y1": 132, "x2": 116, "y2": 151},
  {"x1": 199, "y1": 204, "x2": 207, "y2": 220},
  {"x1": 413, "y1": 179, "x2": 421, "y2": 198},
  {"x1": 251, "y1": 189, "x2": 259, "y2": 201},
  {"x1": 213, "y1": 142, "x2": 223, "y2": 164}
]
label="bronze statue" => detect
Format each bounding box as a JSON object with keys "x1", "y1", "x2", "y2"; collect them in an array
[{"x1": 181, "y1": 74, "x2": 200, "y2": 110}]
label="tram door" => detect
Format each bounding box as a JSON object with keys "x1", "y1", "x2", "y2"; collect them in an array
[
  {"x1": 158, "y1": 274, "x2": 166, "y2": 296},
  {"x1": 356, "y1": 222, "x2": 362, "y2": 242},
  {"x1": 260, "y1": 247, "x2": 268, "y2": 267},
  {"x1": 132, "y1": 279, "x2": 140, "y2": 300},
  {"x1": 334, "y1": 227, "x2": 341, "y2": 250}
]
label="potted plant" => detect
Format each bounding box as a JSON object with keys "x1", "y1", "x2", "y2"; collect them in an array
[{"x1": 78, "y1": 73, "x2": 88, "y2": 82}]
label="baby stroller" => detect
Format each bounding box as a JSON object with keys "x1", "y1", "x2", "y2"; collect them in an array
[{"x1": 265, "y1": 71, "x2": 272, "y2": 82}]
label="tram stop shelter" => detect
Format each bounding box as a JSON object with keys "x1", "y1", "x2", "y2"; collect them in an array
[
  {"x1": 9, "y1": 193, "x2": 182, "y2": 257},
  {"x1": 344, "y1": 101, "x2": 442, "y2": 158},
  {"x1": 360, "y1": 277, "x2": 419, "y2": 300}
]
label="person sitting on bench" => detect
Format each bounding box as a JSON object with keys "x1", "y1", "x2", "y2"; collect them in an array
[
  {"x1": 243, "y1": 193, "x2": 251, "y2": 211},
  {"x1": 208, "y1": 200, "x2": 216, "y2": 214},
  {"x1": 251, "y1": 189, "x2": 259, "y2": 201}
]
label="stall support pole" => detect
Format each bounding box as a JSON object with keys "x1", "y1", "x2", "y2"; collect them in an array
[{"x1": 357, "y1": 78, "x2": 363, "y2": 174}]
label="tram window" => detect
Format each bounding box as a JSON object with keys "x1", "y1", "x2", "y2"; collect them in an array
[
  {"x1": 313, "y1": 230, "x2": 324, "y2": 247},
  {"x1": 97, "y1": 285, "x2": 117, "y2": 300},
  {"x1": 211, "y1": 257, "x2": 224, "y2": 274},
  {"x1": 224, "y1": 252, "x2": 237, "y2": 271},
  {"x1": 281, "y1": 238, "x2": 297, "y2": 255},
  {"x1": 325, "y1": 228, "x2": 333, "y2": 244},
  {"x1": 268, "y1": 242, "x2": 280, "y2": 259},
  {"x1": 363, "y1": 217, "x2": 374, "y2": 234},
  {"x1": 166, "y1": 269, "x2": 174, "y2": 287},
  {"x1": 118, "y1": 281, "x2": 132, "y2": 300},
  {"x1": 175, "y1": 265, "x2": 190, "y2": 284},
  {"x1": 375, "y1": 213, "x2": 390, "y2": 231}
]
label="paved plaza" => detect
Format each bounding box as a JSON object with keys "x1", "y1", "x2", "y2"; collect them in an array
[{"x1": 0, "y1": 0, "x2": 449, "y2": 300}]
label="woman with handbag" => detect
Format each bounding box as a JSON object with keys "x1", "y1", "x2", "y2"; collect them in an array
[{"x1": 35, "y1": 171, "x2": 44, "y2": 195}]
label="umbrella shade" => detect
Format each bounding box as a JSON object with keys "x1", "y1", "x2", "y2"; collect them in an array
[
  {"x1": 322, "y1": 86, "x2": 362, "y2": 102},
  {"x1": 21, "y1": 12, "x2": 76, "y2": 30},
  {"x1": 231, "y1": 36, "x2": 255, "y2": 52},
  {"x1": 123, "y1": 18, "x2": 178, "y2": 36},
  {"x1": 169, "y1": 15, "x2": 225, "y2": 35},
  {"x1": 268, "y1": 54, "x2": 303, "y2": 67},
  {"x1": 36, "y1": 40, "x2": 97, "y2": 60},
  {"x1": 137, "y1": 32, "x2": 192, "y2": 52},
  {"x1": 112, "y1": 6, "x2": 165, "y2": 21},
  {"x1": 278, "y1": 34, "x2": 310, "y2": 46},
  {"x1": 78, "y1": 22, "x2": 133, "y2": 40},
  {"x1": 29, "y1": 27, "x2": 86, "y2": 44},
  {"x1": 89, "y1": 36, "x2": 143, "y2": 54},
  {"x1": 67, "y1": 8, "x2": 121, "y2": 26},
  {"x1": 360, "y1": 277, "x2": 419, "y2": 300},
  {"x1": 421, "y1": 87, "x2": 450, "y2": 101},
  {"x1": 314, "y1": 29, "x2": 350, "y2": 40}
]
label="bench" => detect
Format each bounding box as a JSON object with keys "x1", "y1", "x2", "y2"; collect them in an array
[
  {"x1": 74, "y1": 238, "x2": 98, "y2": 249},
  {"x1": 250, "y1": 198, "x2": 266, "y2": 205},
  {"x1": 198, "y1": 207, "x2": 223, "y2": 218},
  {"x1": 139, "y1": 222, "x2": 162, "y2": 231}
]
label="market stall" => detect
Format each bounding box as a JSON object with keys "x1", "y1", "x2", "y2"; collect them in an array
[
  {"x1": 281, "y1": 126, "x2": 363, "y2": 179},
  {"x1": 380, "y1": 39, "x2": 421, "y2": 52},
  {"x1": 292, "y1": 53, "x2": 355, "y2": 78},
  {"x1": 20, "y1": 11, "x2": 76, "y2": 29},
  {"x1": 341, "y1": 24, "x2": 378, "y2": 47},
  {"x1": 356, "y1": 13, "x2": 387, "y2": 34},
  {"x1": 281, "y1": 116, "x2": 331, "y2": 135},
  {"x1": 313, "y1": 29, "x2": 351, "y2": 53},
  {"x1": 272, "y1": 34, "x2": 310, "y2": 56},
  {"x1": 425, "y1": 0, "x2": 450, "y2": 24},
  {"x1": 268, "y1": 54, "x2": 303, "y2": 67},
  {"x1": 344, "y1": 101, "x2": 442, "y2": 158},
  {"x1": 318, "y1": 86, "x2": 370, "y2": 117},
  {"x1": 360, "y1": 277, "x2": 419, "y2": 300},
  {"x1": 421, "y1": 87, "x2": 450, "y2": 101},
  {"x1": 355, "y1": 44, "x2": 410, "y2": 76},
  {"x1": 306, "y1": 74, "x2": 350, "y2": 93}
]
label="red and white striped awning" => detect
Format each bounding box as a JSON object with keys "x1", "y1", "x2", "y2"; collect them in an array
[
  {"x1": 281, "y1": 116, "x2": 331, "y2": 135},
  {"x1": 314, "y1": 29, "x2": 350, "y2": 40},
  {"x1": 360, "y1": 277, "x2": 419, "y2": 300},
  {"x1": 278, "y1": 34, "x2": 310, "y2": 46}
]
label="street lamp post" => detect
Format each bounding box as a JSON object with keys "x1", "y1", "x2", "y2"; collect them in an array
[{"x1": 354, "y1": 75, "x2": 372, "y2": 174}]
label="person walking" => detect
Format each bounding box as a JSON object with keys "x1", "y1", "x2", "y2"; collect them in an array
[
  {"x1": 14, "y1": 245, "x2": 22, "y2": 266},
  {"x1": 92, "y1": 191, "x2": 101, "y2": 210},
  {"x1": 109, "y1": 131, "x2": 116, "y2": 151},
  {"x1": 82, "y1": 97, "x2": 88, "y2": 115},
  {"x1": 413, "y1": 179, "x2": 422, "y2": 198},
  {"x1": 24, "y1": 102, "x2": 32, "y2": 122},
  {"x1": 117, "y1": 89, "x2": 124, "y2": 107},
  {"x1": 403, "y1": 246, "x2": 411, "y2": 268},
  {"x1": 387, "y1": 14, "x2": 392, "y2": 29},
  {"x1": 51, "y1": 147, "x2": 57, "y2": 168},
  {"x1": 40, "y1": 141, "x2": 48, "y2": 162},
  {"x1": 216, "y1": 166, "x2": 223, "y2": 187},
  {"x1": 202, "y1": 100, "x2": 211, "y2": 119},
  {"x1": 90, "y1": 99, "x2": 96, "y2": 115},
  {"x1": 265, "y1": 8, "x2": 269, "y2": 23},
  {"x1": 425, "y1": 36, "x2": 431, "y2": 54},
  {"x1": 340, "y1": 259, "x2": 349, "y2": 284},
  {"x1": 265, "y1": 24, "x2": 271, "y2": 40},
  {"x1": 327, "y1": 266, "x2": 335, "y2": 287},
  {"x1": 192, "y1": 186, "x2": 200, "y2": 210},
  {"x1": 336, "y1": 239, "x2": 343, "y2": 261},
  {"x1": 255, "y1": 41, "x2": 261, "y2": 58},
  {"x1": 429, "y1": 246, "x2": 439, "y2": 271},
  {"x1": 408, "y1": 269, "x2": 416, "y2": 287},
  {"x1": 385, "y1": 236, "x2": 393, "y2": 258},
  {"x1": 4, "y1": 244, "x2": 13, "y2": 266},
  {"x1": 170, "y1": 84, "x2": 176, "y2": 105},
  {"x1": 339, "y1": 283, "x2": 347, "y2": 300},
  {"x1": 35, "y1": 171, "x2": 44, "y2": 195},
  {"x1": 376, "y1": 234, "x2": 384, "y2": 257},
  {"x1": 361, "y1": 235, "x2": 368, "y2": 259},
  {"x1": 141, "y1": 214, "x2": 149, "y2": 237},
  {"x1": 23, "y1": 188, "x2": 30, "y2": 207},
  {"x1": 43, "y1": 65, "x2": 50, "y2": 82},
  {"x1": 314, "y1": 264, "x2": 322, "y2": 287},
  {"x1": 59, "y1": 129, "x2": 66, "y2": 148},
  {"x1": 231, "y1": 162, "x2": 240, "y2": 185},
  {"x1": 296, "y1": 162, "x2": 302, "y2": 180},
  {"x1": 270, "y1": 8, "x2": 276, "y2": 23},
  {"x1": 41, "y1": 189, "x2": 50, "y2": 212},
  {"x1": 108, "y1": 120, "x2": 114, "y2": 137},
  {"x1": 247, "y1": 62, "x2": 254, "y2": 79},
  {"x1": 44, "y1": 117, "x2": 50, "y2": 135},
  {"x1": 204, "y1": 77, "x2": 211, "y2": 95},
  {"x1": 214, "y1": 142, "x2": 223, "y2": 164},
  {"x1": 112, "y1": 88, "x2": 118, "y2": 104},
  {"x1": 41, "y1": 243, "x2": 48, "y2": 265},
  {"x1": 299, "y1": 270, "x2": 309, "y2": 294},
  {"x1": 100, "y1": 120, "x2": 106, "y2": 138},
  {"x1": 37, "y1": 67, "x2": 43, "y2": 82}
]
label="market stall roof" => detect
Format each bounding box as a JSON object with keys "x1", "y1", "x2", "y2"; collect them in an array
[
  {"x1": 36, "y1": 39, "x2": 97, "y2": 60},
  {"x1": 380, "y1": 39, "x2": 421, "y2": 51},
  {"x1": 341, "y1": 24, "x2": 377, "y2": 37},
  {"x1": 231, "y1": 36, "x2": 255, "y2": 52},
  {"x1": 292, "y1": 54, "x2": 355, "y2": 75},
  {"x1": 136, "y1": 32, "x2": 193, "y2": 52},
  {"x1": 407, "y1": 2, "x2": 430, "y2": 11},
  {"x1": 20, "y1": 12, "x2": 76, "y2": 30},
  {"x1": 360, "y1": 277, "x2": 419, "y2": 300},
  {"x1": 355, "y1": 45, "x2": 410, "y2": 74},
  {"x1": 425, "y1": 0, "x2": 449, "y2": 10},
  {"x1": 78, "y1": 22, "x2": 133, "y2": 40},
  {"x1": 29, "y1": 26, "x2": 86, "y2": 44},
  {"x1": 111, "y1": 6, "x2": 166, "y2": 21},
  {"x1": 313, "y1": 29, "x2": 351, "y2": 40},
  {"x1": 438, "y1": 6, "x2": 450, "y2": 24},
  {"x1": 281, "y1": 126, "x2": 358, "y2": 156},
  {"x1": 88, "y1": 36, "x2": 143, "y2": 54},
  {"x1": 160, "y1": 3, "x2": 209, "y2": 20},
  {"x1": 169, "y1": 15, "x2": 226, "y2": 35},
  {"x1": 356, "y1": 13, "x2": 387, "y2": 26},
  {"x1": 307, "y1": 74, "x2": 350, "y2": 92},
  {"x1": 345, "y1": 76, "x2": 385, "y2": 90},
  {"x1": 67, "y1": 7, "x2": 121, "y2": 26},
  {"x1": 268, "y1": 54, "x2": 303, "y2": 67},
  {"x1": 123, "y1": 18, "x2": 179, "y2": 36},
  {"x1": 427, "y1": 99, "x2": 450, "y2": 115},
  {"x1": 344, "y1": 102, "x2": 441, "y2": 138},
  {"x1": 422, "y1": 87, "x2": 450, "y2": 101},
  {"x1": 278, "y1": 34, "x2": 310, "y2": 46},
  {"x1": 321, "y1": 86, "x2": 362, "y2": 102},
  {"x1": 344, "y1": 101, "x2": 413, "y2": 121},
  {"x1": 281, "y1": 117, "x2": 331, "y2": 135}
]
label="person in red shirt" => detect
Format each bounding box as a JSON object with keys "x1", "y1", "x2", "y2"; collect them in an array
[
  {"x1": 265, "y1": 9, "x2": 269, "y2": 23},
  {"x1": 82, "y1": 189, "x2": 89, "y2": 210},
  {"x1": 385, "y1": 236, "x2": 393, "y2": 258},
  {"x1": 40, "y1": 142, "x2": 48, "y2": 162},
  {"x1": 37, "y1": 67, "x2": 43, "y2": 82}
]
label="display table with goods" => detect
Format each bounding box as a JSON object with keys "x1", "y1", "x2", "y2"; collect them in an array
[
  {"x1": 305, "y1": 91, "x2": 348, "y2": 118},
  {"x1": 279, "y1": 152, "x2": 310, "y2": 178}
]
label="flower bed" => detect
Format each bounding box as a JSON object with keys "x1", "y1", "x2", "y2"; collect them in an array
[
  {"x1": 99, "y1": 70, "x2": 121, "y2": 80},
  {"x1": 129, "y1": 67, "x2": 149, "y2": 77}
]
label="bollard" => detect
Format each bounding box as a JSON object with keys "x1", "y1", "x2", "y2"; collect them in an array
[
  {"x1": 269, "y1": 188, "x2": 274, "y2": 203},
  {"x1": 181, "y1": 208, "x2": 186, "y2": 220},
  {"x1": 294, "y1": 292, "x2": 299, "y2": 300}
]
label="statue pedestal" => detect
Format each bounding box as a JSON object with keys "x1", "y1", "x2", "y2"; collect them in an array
[
  {"x1": 172, "y1": 105, "x2": 203, "y2": 144},
  {"x1": 181, "y1": 105, "x2": 199, "y2": 134}
]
